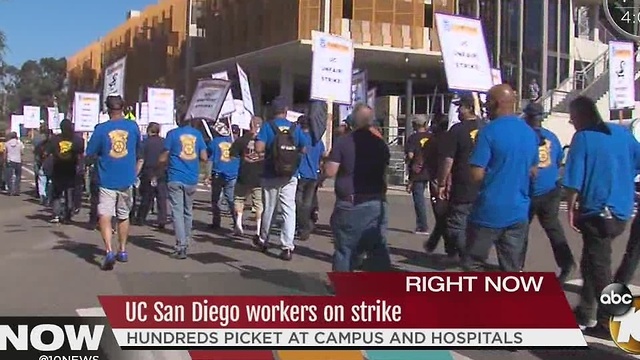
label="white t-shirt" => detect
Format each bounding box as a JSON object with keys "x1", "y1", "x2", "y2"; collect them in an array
[{"x1": 5, "y1": 139, "x2": 24, "y2": 163}]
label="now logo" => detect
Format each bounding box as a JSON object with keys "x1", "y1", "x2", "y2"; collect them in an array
[{"x1": 0, "y1": 324, "x2": 104, "y2": 351}]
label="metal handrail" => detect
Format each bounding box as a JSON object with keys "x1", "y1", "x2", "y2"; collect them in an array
[{"x1": 574, "y1": 48, "x2": 609, "y2": 91}]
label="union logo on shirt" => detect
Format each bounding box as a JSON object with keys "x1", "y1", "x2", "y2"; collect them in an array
[
  {"x1": 419, "y1": 137, "x2": 430, "y2": 147},
  {"x1": 58, "y1": 140, "x2": 73, "y2": 160},
  {"x1": 219, "y1": 142, "x2": 232, "y2": 162},
  {"x1": 469, "y1": 129, "x2": 479, "y2": 143},
  {"x1": 179, "y1": 134, "x2": 197, "y2": 160},
  {"x1": 538, "y1": 139, "x2": 552, "y2": 168},
  {"x1": 108, "y1": 130, "x2": 129, "y2": 159}
]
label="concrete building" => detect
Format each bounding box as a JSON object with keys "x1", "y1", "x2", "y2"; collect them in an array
[{"x1": 67, "y1": 0, "x2": 635, "y2": 146}]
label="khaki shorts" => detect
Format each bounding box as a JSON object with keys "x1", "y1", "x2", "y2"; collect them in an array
[
  {"x1": 234, "y1": 183, "x2": 263, "y2": 213},
  {"x1": 98, "y1": 187, "x2": 133, "y2": 220}
]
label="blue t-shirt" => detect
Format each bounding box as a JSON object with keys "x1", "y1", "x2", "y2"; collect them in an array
[
  {"x1": 468, "y1": 115, "x2": 539, "y2": 228},
  {"x1": 86, "y1": 119, "x2": 141, "y2": 190},
  {"x1": 256, "y1": 118, "x2": 310, "y2": 178},
  {"x1": 298, "y1": 132, "x2": 325, "y2": 180},
  {"x1": 208, "y1": 136, "x2": 240, "y2": 181},
  {"x1": 531, "y1": 127, "x2": 563, "y2": 197},
  {"x1": 563, "y1": 123, "x2": 640, "y2": 220},
  {"x1": 164, "y1": 125, "x2": 206, "y2": 186}
]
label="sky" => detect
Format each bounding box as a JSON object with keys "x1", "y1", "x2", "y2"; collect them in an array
[{"x1": 0, "y1": 0, "x2": 155, "y2": 66}]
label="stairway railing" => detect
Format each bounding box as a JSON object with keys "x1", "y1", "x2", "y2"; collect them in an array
[{"x1": 575, "y1": 48, "x2": 609, "y2": 91}]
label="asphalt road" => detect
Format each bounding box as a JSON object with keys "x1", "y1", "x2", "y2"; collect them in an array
[{"x1": 3, "y1": 163, "x2": 640, "y2": 359}]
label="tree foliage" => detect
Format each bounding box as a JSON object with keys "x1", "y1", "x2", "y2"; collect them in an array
[{"x1": 0, "y1": 57, "x2": 69, "y2": 115}]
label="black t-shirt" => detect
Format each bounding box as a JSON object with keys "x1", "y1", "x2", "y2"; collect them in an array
[
  {"x1": 440, "y1": 120, "x2": 480, "y2": 203},
  {"x1": 328, "y1": 128, "x2": 389, "y2": 200},
  {"x1": 48, "y1": 134, "x2": 84, "y2": 180},
  {"x1": 422, "y1": 132, "x2": 444, "y2": 182},
  {"x1": 405, "y1": 131, "x2": 431, "y2": 181},
  {"x1": 140, "y1": 136, "x2": 166, "y2": 180},
  {"x1": 230, "y1": 132, "x2": 264, "y2": 187}
]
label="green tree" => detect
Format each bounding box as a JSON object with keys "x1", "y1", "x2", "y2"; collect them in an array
[{"x1": 2, "y1": 57, "x2": 68, "y2": 113}]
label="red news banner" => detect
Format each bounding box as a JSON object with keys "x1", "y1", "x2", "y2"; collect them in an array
[{"x1": 99, "y1": 273, "x2": 587, "y2": 350}]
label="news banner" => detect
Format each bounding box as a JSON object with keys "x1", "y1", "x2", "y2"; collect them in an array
[{"x1": 7, "y1": 272, "x2": 640, "y2": 357}]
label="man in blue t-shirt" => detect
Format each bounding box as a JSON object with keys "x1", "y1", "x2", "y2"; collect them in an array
[
  {"x1": 207, "y1": 122, "x2": 240, "y2": 230},
  {"x1": 463, "y1": 84, "x2": 539, "y2": 272},
  {"x1": 253, "y1": 96, "x2": 310, "y2": 261},
  {"x1": 295, "y1": 115, "x2": 325, "y2": 240},
  {"x1": 160, "y1": 116, "x2": 207, "y2": 260},
  {"x1": 563, "y1": 96, "x2": 640, "y2": 331},
  {"x1": 85, "y1": 95, "x2": 143, "y2": 271},
  {"x1": 521, "y1": 102, "x2": 575, "y2": 281}
]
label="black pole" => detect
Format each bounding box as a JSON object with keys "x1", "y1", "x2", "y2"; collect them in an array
[{"x1": 405, "y1": 78, "x2": 414, "y2": 140}]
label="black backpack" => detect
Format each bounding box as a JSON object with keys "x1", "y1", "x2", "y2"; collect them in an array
[{"x1": 268, "y1": 121, "x2": 299, "y2": 177}]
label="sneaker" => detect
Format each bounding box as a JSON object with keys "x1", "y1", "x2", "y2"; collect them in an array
[
  {"x1": 280, "y1": 249, "x2": 293, "y2": 261},
  {"x1": 414, "y1": 228, "x2": 430, "y2": 236},
  {"x1": 50, "y1": 217, "x2": 60, "y2": 224},
  {"x1": 423, "y1": 239, "x2": 437, "y2": 253},
  {"x1": 170, "y1": 249, "x2": 188, "y2": 260},
  {"x1": 252, "y1": 235, "x2": 268, "y2": 253},
  {"x1": 234, "y1": 223, "x2": 244, "y2": 236},
  {"x1": 558, "y1": 263, "x2": 576, "y2": 284},
  {"x1": 101, "y1": 252, "x2": 117, "y2": 271},
  {"x1": 116, "y1": 251, "x2": 128, "y2": 263},
  {"x1": 573, "y1": 308, "x2": 598, "y2": 330}
]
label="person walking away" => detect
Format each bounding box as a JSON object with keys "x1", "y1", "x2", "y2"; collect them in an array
[
  {"x1": 253, "y1": 96, "x2": 310, "y2": 260},
  {"x1": 159, "y1": 116, "x2": 207, "y2": 259},
  {"x1": 296, "y1": 115, "x2": 325, "y2": 240},
  {"x1": 0, "y1": 131, "x2": 6, "y2": 191},
  {"x1": 521, "y1": 102, "x2": 575, "y2": 281},
  {"x1": 207, "y1": 122, "x2": 240, "y2": 230},
  {"x1": 47, "y1": 120, "x2": 84, "y2": 224},
  {"x1": 135, "y1": 122, "x2": 168, "y2": 228},
  {"x1": 563, "y1": 96, "x2": 640, "y2": 333},
  {"x1": 423, "y1": 113, "x2": 456, "y2": 256},
  {"x1": 324, "y1": 103, "x2": 391, "y2": 271},
  {"x1": 404, "y1": 114, "x2": 431, "y2": 235},
  {"x1": 32, "y1": 126, "x2": 47, "y2": 196},
  {"x1": 4, "y1": 132, "x2": 24, "y2": 196},
  {"x1": 34, "y1": 130, "x2": 52, "y2": 204},
  {"x1": 85, "y1": 95, "x2": 143, "y2": 270},
  {"x1": 436, "y1": 94, "x2": 481, "y2": 263},
  {"x1": 230, "y1": 116, "x2": 264, "y2": 236},
  {"x1": 463, "y1": 84, "x2": 539, "y2": 272}
]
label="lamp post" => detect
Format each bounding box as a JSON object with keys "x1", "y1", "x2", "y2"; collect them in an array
[{"x1": 185, "y1": 0, "x2": 194, "y2": 99}]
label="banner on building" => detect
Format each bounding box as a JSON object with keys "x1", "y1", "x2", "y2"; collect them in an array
[
  {"x1": 102, "y1": 56, "x2": 127, "y2": 103},
  {"x1": 310, "y1": 31, "x2": 354, "y2": 105},
  {"x1": 148, "y1": 88, "x2": 175, "y2": 125},
  {"x1": 339, "y1": 69, "x2": 368, "y2": 121},
  {"x1": 73, "y1": 92, "x2": 101, "y2": 132},
  {"x1": 236, "y1": 64, "x2": 255, "y2": 116},
  {"x1": 47, "y1": 107, "x2": 60, "y2": 131},
  {"x1": 609, "y1": 41, "x2": 636, "y2": 110},
  {"x1": 186, "y1": 79, "x2": 231, "y2": 121},
  {"x1": 435, "y1": 14, "x2": 493, "y2": 92},
  {"x1": 211, "y1": 71, "x2": 236, "y2": 117}
]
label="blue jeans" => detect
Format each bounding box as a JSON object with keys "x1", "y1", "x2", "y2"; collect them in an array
[
  {"x1": 5, "y1": 161, "x2": 21, "y2": 195},
  {"x1": 210, "y1": 174, "x2": 236, "y2": 227},
  {"x1": 463, "y1": 221, "x2": 528, "y2": 272},
  {"x1": 37, "y1": 167, "x2": 48, "y2": 198},
  {"x1": 411, "y1": 180, "x2": 428, "y2": 230},
  {"x1": 330, "y1": 199, "x2": 391, "y2": 272},
  {"x1": 446, "y1": 202, "x2": 473, "y2": 257},
  {"x1": 260, "y1": 176, "x2": 298, "y2": 250},
  {"x1": 168, "y1": 181, "x2": 197, "y2": 251}
]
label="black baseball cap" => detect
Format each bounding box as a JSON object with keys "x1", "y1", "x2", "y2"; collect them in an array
[
  {"x1": 453, "y1": 93, "x2": 475, "y2": 108},
  {"x1": 523, "y1": 102, "x2": 545, "y2": 117},
  {"x1": 106, "y1": 94, "x2": 125, "y2": 111}
]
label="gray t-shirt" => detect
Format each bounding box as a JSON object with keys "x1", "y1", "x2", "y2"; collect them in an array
[{"x1": 5, "y1": 139, "x2": 24, "y2": 163}]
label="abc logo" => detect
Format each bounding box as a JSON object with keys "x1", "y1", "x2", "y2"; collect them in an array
[
  {"x1": 601, "y1": 283, "x2": 640, "y2": 354},
  {"x1": 600, "y1": 283, "x2": 633, "y2": 316}
]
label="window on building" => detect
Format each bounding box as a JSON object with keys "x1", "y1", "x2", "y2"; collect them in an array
[
  {"x1": 479, "y1": 0, "x2": 497, "y2": 66},
  {"x1": 559, "y1": 56, "x2": 570, "y2": 85},
  {"x1": 546, "y1": 55, "x2": 558, "y2": 90},
  {"x1": 458, "y1": 0, "x2": 476, "y2": 17},
  {"x1": 548, "y1": 0, "x2": 558, "y2": 51},
  {"x1": 424, "y1": 4, "x2": 433, "y2": 27},
  {"x1": 500, "y1": 0, "x2": 519, "y2": 65},
  {"x1": 559, "y1": 0, "x2": 570, "y2": 55},
  {"x1": 343, "y1": 0, "x2": 353, "y2": 19}
]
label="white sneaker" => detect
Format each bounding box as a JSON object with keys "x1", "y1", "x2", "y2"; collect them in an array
[{"x1": 234, "y1": 222, "x2": 244, "y2": 235}]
